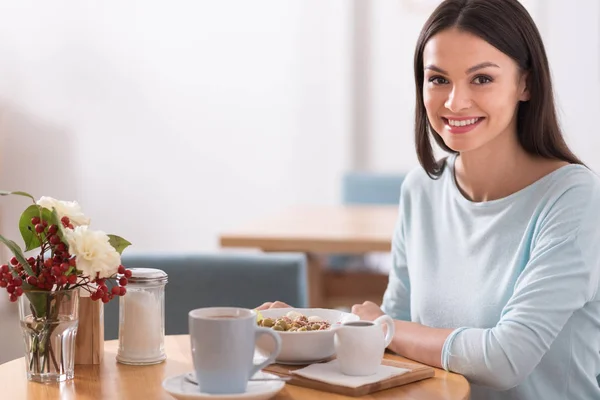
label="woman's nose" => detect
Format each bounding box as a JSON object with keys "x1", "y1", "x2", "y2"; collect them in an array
[{"x1": 444, "y1": 86, "x2": 472, "y2": 112}]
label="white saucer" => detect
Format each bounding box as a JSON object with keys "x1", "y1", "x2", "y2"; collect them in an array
[
  {"x1": 275, "y1": 357, "x2": 331, "y2": 365},
  {"x1": 162, "y1": 371, "x2": 285, "y2": 400}
]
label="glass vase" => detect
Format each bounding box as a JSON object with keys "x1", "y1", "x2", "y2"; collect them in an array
[{"x1": 18, "y1": 288, "x2": 80, "y2": 383}]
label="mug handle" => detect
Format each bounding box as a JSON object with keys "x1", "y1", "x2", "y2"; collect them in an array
[
  {"x1": 374, "y1": 315, "x2": 395, "y2": 348},
  {"x1": 249, "y1": 327, "x2": 282, "y2": 377}
]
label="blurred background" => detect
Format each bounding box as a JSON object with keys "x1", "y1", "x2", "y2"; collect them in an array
[{"x1": 0, "y1": 0, "x2": 598, "y2": 363}]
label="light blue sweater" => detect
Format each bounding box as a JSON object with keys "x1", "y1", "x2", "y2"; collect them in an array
[{"x1": 381, "y1": 154, "x2": 600, "y2": 400}]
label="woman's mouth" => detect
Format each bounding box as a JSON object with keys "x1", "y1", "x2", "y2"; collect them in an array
[{"x1": 441, "y1": 117, "x2": 484, "y2": 134}]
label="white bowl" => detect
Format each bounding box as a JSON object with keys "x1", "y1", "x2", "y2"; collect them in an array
[{"x1": 255, "y1": 308, "x2": 359, "y2": 364}]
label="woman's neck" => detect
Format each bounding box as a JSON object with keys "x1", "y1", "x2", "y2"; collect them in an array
[{"x1": 453, "y1": 133, "x2": 564, "y2": 202}]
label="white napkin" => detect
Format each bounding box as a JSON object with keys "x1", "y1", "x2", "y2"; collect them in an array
[{"x1": 291, "y1": 360, "x2": 411, "y2": 388}]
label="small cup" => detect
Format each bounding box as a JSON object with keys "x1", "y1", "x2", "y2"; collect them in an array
[
  {"x1": 333, "y1": 315, "x2": 395, "y2": 376},
  {"x1": 189, "y1": 307, "x2": 282, "y2": 394}
]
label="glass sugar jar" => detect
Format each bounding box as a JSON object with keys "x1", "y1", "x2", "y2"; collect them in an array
[{"x1": 116, "y1": 268, "x2": 168, "y2": 365}]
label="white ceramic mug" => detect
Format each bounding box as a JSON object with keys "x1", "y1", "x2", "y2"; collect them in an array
[{"x1": 333, "y1": 315, "x2": 395, "y2": 376}]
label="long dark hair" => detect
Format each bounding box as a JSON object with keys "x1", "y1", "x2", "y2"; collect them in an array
[{"x1": 414, "y1": 0, "x2": 583, "y2": 178}]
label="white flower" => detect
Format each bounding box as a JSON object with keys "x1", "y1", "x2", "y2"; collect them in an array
[
  {"x1": 36, "y1": 196, "x2": 91, "y2": 227},
  {"x1": 65, "y1": 226, "x2": 121, "y2": 279}
]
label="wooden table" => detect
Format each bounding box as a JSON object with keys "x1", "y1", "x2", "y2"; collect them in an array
[
  {"x1": 0, "y1": 335, "x2": 470, "y2": 399},
  {"x1": 219, "y1": 205, "x2": 398, "y2": 307}
]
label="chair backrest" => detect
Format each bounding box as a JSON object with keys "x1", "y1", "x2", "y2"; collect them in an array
[
  {"x1": 104, "y1": 252, "x2": 308, "y2": 340},
  {"x1": 342, "y1": 171, "x2": 405, "y2": 205}
]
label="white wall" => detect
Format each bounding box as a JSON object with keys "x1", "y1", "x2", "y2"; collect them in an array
[{"x1": 0, "y1": 0, "x2": 352, "y2": 363}]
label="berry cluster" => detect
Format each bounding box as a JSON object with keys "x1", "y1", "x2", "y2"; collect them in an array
[{"x1": 0, "y1": 215, "x2": 131, "y2": 303}]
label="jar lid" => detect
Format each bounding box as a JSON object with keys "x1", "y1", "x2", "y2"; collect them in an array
[{"x1": 126, "y1": 268, "x2": 168, "y2": 285}]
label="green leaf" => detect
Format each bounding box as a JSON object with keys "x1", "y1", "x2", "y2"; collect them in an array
[
  {"x1": 107, "y1": 235, "x2": 131, "y2": 255},
  {"x1": 25, "y1": 291, "x2": 47, "y2": 320},
  {"x1": 0, "y1": 190, "x2": 35, "y2": 203},
  {"x1": 19, "y1": 205, "x2": 45, "y2": 251},
  {"x1": 0, "y1": 235, "x2": 34, "y2": 276},
  {"x1": 49, "y1": 208, "x2": 67, "y2": 244}
]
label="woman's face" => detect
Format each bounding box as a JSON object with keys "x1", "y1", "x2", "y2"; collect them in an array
[{"x1": 422, "y1": 28, "x2": 529, "y2": 154}]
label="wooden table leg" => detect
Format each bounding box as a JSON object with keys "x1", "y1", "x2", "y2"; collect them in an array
[{"x1": 306, "y1": 253, "x2": 324, "y2": 308}]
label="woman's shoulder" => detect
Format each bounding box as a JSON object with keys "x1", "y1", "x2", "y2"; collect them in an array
[
  {"x1": 401, "y1": 157, "x2": 452, "y2": 194},
  {"x1": 544, "y1": 163, "x2": 600, "y2": 199}
]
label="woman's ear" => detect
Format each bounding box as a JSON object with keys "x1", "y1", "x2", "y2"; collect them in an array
[{"x1": 518, "y1": 71, "x2": 531, "y2": 102}]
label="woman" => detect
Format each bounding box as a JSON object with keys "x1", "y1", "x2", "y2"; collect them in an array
[{"x1": 259, "y1": 0, "x2": 600, "y2": 398}]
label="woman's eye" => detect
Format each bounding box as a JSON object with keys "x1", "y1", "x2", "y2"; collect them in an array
[
  {"x1": 428, "y1": 76, "x2": 449, "y2": 85},
  {"x1": 473, "y1": 75, "x2": 492, "y2": 85}
]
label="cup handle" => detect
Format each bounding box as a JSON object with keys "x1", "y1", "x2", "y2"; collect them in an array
[
  {"x1": 374, "y1": 315, "x2": 395, "y2": 348},
  {"x1": 249, "y1": 327, "x2": 282, "y2": 377}
]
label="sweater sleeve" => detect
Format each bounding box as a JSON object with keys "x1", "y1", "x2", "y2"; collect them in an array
[
  {"x1": 381, "y1": 185, "x2": 411, "y2": 321},
  {"x1": 441, "y1": 181, "x2": 600, "y2": 390}
]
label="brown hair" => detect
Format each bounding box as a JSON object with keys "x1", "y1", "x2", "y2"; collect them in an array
[{"x1": 414, "y1": 0, "x2": 583, "y2": 178}]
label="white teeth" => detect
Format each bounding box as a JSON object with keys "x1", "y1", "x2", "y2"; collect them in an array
[{"x1": 447, "y1": 118, "x2": 480, "y2": 127}]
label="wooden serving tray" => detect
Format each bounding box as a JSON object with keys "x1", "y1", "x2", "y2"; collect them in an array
[{"x1": 264, "y1": 359, "x2": 435, "y2": 397}]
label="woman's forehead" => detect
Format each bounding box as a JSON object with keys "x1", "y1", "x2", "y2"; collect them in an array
[{"x1": 423, "y1": 29, "x2": 514, "y2": 72}]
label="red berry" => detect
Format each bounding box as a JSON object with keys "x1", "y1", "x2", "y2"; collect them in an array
[
  {"x1": 119, "y1": 286, "x2": 126, "y2": 296},
  {"x1": 49, "y1": 235, "x2": 61, "y2": 245},
  {"x1": 68, "y1": 224, "x2": 74, "y2": 229},
  {"x1": 119, "y1": 277, "x2": 128, "y2": 286},
  {"x1": 61, "y1": 216, "x2": 70, "y2": 225},
  {"x1": 0, "y1": 265, "x2": 8, "y2": 274},
  {"x1": 101, "y1": 295, "x2": 109, "y2": 303},
  {"x1": 58, "y1": 276, "x2": 68, "y2": 285},
  {"x1": 124, "y1": 270, "x2": 132, "y2": 278},
  {"x1": 27, "y1": 257, "x2": 35, "y2": 266},
  {"x1": 9, "y1": 294, "x2": 17, "y2": 302},
  {"x1": 96, "y1": 279, "x2": 105, "y2": 286},
  {"x1": 27, "y1": 276, "x2": 38, "y2": 286},
  {"x1": 118, "y1": 265, "x2": 126, "y2": 274},
  {"x1": 69, "y1": 258, "x2": 76, "y2": 267},
  {"x1": 42, "y1": 220, "x2": 48, "y2": 227},
  {"x1": 10, "y1": 257, "x2": 17, "y2": 266},
  {"x1": 51, "y1": 267, "x2": 62, "y2": 276},
  {"x1": 35, "y1": 224, "x2": 45, "y2": 233},
  {"x1": 0, "y1": 281, "x2": 6, "y2": 288},
  {"x1": 111, "y1": 286, "x2": 121, "y2": 296},
  {"x1": 60, "y1": 263, "x2": 70, "y2": 272},
  {"x1": 44, "y1": 259, "x2": 53, "y2": 268},
  {"x1": 6, "y1": 285, "x2": 15, "y2": 294},
  {"x1": 15, "y1": 287, "x2": 23, "y2": 296},
  {"x1": 45, "y1": 283, "x2": 53, "y2": 290},
  {"x1": 68, "y1": 275, "x2": 77, "y2": 284},
  {"x1": 49, "y1": 225, "x2": 58, "y2": 235},
  {"x1": 12, "y1": 277, "x2": 22, "y2": 287},
  {"x1": 31, "y1": 216, "x2": 41, "y2": 225},
  {"x1": 37, "y1": 281, "x2": 45, "y2": 289}
]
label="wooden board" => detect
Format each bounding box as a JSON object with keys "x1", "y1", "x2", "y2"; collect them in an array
[
  {"x1": 264, "y1": 359, "x2": 435, "y2": 397},
  {"x1": 74, "y1": 297, "x2": 104, "y2": 365}
]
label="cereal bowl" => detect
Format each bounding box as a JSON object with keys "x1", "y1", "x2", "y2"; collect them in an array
[{"x1": 255, "y1": 308, "x2": 359, "y2": 364}]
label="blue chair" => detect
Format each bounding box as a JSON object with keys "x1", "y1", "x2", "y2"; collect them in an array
[
  {"x1": 342, "y1": 171, "x2": 405, "y2": 205},
  {"x1": 104, "y1": 252, "x2": 308, "y2": 340}
]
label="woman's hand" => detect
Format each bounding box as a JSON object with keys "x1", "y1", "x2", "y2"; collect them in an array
[
  {"x1": 255, "y1": 301, "x2": 291, "y2": 311},
  {"x1": 351, "y1": 301, "x2": 385, "y2": 321}
]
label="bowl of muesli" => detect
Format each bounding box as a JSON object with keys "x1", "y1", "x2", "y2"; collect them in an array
[{"x1": 255, "y1": 308, "x2": 359, "y2": 364}]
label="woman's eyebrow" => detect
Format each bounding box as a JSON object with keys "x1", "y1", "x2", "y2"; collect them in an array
[{"x1": 424, "y1": 61, "x2": 500, "y2": 74}]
